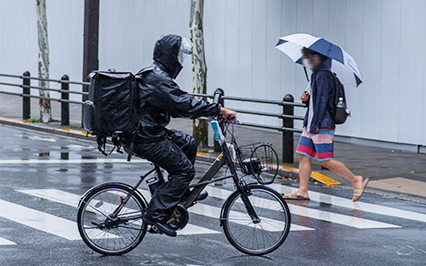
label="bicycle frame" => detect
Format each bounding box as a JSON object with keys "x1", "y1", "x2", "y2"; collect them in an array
[
  {"x1": 183, "y1": 122, "x2": 260, "y2": 221},
  {"x1": 100, "y1": 119, "x2": 260, "y2": 225},
  {"x1": 77, "y1": 117, "x2": 290, "y2": 256},
  {"x1": 184, "y1": 141, "x2": 236, "y2": 208}
]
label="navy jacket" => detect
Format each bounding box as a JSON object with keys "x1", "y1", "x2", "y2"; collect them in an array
[{"x1": 303, "y1": 60, "x2": 336, "y2": 134}]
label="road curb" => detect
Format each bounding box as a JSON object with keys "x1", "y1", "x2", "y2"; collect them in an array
[{"x1": 0, "y1": 117, "x2": 95, "y2": 141}]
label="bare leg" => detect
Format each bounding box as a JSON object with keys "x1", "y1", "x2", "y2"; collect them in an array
[
  {"x1": 298, "y1": 154, "x2": 312, "y2": 196},
  {"x1": 284, "y1": 154, "x2": 311, "y2": 199},
  {"x1": 320, "y1": 159, "x2": 367, "y2": 201}
]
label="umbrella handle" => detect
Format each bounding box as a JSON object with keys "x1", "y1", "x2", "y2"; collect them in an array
[{"x1": 303, "y1": 83, "x2": 311, "y2": 94}]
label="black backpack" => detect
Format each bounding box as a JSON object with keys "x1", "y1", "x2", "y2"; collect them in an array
[
  {"x1": 83, "y1": 70, "x2": 138, "y2": 159},
  {"x1": 318, "y1": 69, "x2": 350, "y2": 125}
]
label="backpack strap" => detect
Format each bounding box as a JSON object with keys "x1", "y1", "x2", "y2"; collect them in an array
[
  {"x1": 126, "y1": 135, "x2": 136, "y2": 162},
  {"x1": 97, "y1": 135, "x2": 108, "y2": 156}
]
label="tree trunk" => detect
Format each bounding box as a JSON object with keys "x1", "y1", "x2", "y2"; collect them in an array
[
  {"x1": 36, "y1": 0, "x2": 52, "y2": 123},
  {"x1": 190, "y1": 0, "x2": 208, "y2": 149}
]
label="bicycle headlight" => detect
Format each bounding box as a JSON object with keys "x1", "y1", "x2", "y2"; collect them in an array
[{"x1": 242, "y1": 157, "x2": 262, "y2": 174}]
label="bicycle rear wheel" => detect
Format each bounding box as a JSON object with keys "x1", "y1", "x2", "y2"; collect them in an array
[
  {"x1": 221, "y1": 184, "x2": 291, "y2": 255},
  {"x1": 77, "y1": 183, "x2": 147, "y2": 255}
]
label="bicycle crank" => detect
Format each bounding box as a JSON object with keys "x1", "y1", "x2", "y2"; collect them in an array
[{"x1": 166, "y1": 204, "x2": 189, "y2": 230}]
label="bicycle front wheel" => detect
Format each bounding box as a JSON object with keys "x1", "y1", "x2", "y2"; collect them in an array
[
  {"x1": 221, "y1": 185, "x2": 291, "y2": 255},
  {"x1": 77, "y1": 183, "x2": 147, "y2": 255}
]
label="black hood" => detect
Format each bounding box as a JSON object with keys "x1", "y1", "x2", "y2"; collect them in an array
[{"x1": 153, "y1": 34, "x2": 183, "y2": 79}]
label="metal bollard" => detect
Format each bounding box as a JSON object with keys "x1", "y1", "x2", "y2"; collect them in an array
[
  {"x1": 213, "y1": 88, "x2": 225, "y2": 152},
  {"x1": 282, "y1": 94, "x2": 294, "y2": 163},
  {"x1": 22, "y1": 71, "x2": 31, "y2": 120},
  {"x1": 61, "y1": 75, "x2": 70, "y2": 126}
]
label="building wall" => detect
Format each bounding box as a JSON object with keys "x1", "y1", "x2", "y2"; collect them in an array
[{"x1": 0, "y1": 0, "x2": 424, "y2": 147}]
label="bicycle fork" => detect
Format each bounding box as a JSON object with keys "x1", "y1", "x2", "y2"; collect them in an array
[{"x1": 219, "y1": 144, "x2": 261, "y2": 225}]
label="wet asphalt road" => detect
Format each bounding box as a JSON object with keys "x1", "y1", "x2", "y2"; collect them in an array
[{"x1": 0, "y1": 124, "x2": 426, "y2": 266}]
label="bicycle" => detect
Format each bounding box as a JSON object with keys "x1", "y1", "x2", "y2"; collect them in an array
[{"x1": 77, "y1": 105, "x2": 291, "y2": 256}]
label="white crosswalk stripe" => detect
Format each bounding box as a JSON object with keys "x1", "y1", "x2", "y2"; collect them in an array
[
  {"x1": 0, "y1": 197, "x2": 117, "y2": 242},
  {"x1": 205, "y1": 186, "x2": 400, "y2": 229},
  {"x1": 138, "y1": 188, "x2": 312, "y2": 231},
  {"x1": 17, "y1": 189, "x2": 220, "y2": 236},
  {"x1": 0, "y1": 237, "x2": 16, "y2": 246},
  {"x1": 1, "y1": 183, "x2": 424, "y2": 246},
  {"x1": 270, "y1": 184, "x2": 426, "y2": 223},
  {"x1": 0, "y1": 158, "x2": 149, "y2": 164},
  {"x1": 0, "y1": 199, "x2": 82, "y2": 240},
  {"x1": 18, "y1": 188, "x2": 301, "y2": 235}
]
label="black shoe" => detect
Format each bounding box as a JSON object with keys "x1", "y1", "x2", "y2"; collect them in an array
[
  {"x1": 196, "y1": 191, "x2": 208, "y2": 201},
  {"x1": 144, "y1": 218, "x2": 177, "y2": 237},
  {"x1": 183, "y1": 189, "x2": 209, "y2": 201}
]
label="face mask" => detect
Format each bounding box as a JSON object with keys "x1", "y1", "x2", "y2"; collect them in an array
[{"x1": 302, "y1": 58, "x2": 314, "y2": 69}]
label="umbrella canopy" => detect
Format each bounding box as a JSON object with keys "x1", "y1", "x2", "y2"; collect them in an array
[{"x1": 276, "y1": 33, "x2": 362, "y2": 87}]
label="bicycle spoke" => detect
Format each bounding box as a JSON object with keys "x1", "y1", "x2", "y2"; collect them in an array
[
  {"x1": 221, "y1": 185, "x2": 290, "y2": 255},
  {"x1": 77, "y1": 184, "x2": 147, "y2": 255}
]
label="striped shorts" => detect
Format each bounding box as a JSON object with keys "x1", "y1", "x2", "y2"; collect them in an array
[{"x1": 296, "y1": 127, "x2": 335, "y2": 161}]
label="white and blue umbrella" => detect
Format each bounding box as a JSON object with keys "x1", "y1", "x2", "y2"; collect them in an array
[{"x1": 276, "y1": 33, "x2": 363, "y2": 87}]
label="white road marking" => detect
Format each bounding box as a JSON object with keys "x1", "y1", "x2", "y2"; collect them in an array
[
  {"x1": 0, "y1": 199, "x2": 82, "y2": 240},
  {"x1": 206, "y1": 186, "x2": 400, "y2": 229},
  {"x1": 140, "y1": 188, "x2": 312, "y2": 231},
  {"x1": 28, "y1": 136, "x2": 56, "y2": 142},
  {"x1": 0, "y1": 158, "x2": 149, "y2": 164},
  {"x1": 14, "y1": 180, "x2": 415, "y2": 243},
  {"x1": 17, "y1": 189, "x2": 219, "y2": 235},
  {"x1": 0, "y1": 237, "x2": 16, "y2": 245},
  {"x1": 271, "y1": 184, "x2": 426, "y2": 224}
]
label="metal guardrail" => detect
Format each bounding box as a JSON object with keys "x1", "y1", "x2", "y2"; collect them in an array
[{"x1": 0, "y1": 72, "x2": 307, "y2": 163}]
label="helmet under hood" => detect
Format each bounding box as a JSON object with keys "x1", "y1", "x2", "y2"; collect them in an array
[{"x1": 153, "y1": 34, "x2": 192, "y2": 79}]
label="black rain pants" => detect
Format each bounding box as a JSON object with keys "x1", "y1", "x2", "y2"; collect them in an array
[{"x1": 128, "y1": 129, "x2": 197, "y2": 222}]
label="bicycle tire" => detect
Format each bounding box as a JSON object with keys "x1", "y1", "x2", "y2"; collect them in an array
[
  {"x1": 221, "y1": 184, "x2": 291, "y2": 255},
  {"x1": 77, "y1": 182, "x2": 147, "y2": 255}
]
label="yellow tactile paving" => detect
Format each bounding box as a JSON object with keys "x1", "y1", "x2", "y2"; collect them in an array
[
  {"x1": 279, "y1": 165, "x2": 341, "y2": 185},
  {"x1": 310, "y1": 171, "x2": 342, "y2": 185}
]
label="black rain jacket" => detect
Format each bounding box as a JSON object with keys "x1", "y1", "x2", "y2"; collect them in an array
[{"x1": 134, "y1": 34, "x2": 220, "y2": 142}]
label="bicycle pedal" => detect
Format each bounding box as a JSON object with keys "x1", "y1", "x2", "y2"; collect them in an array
[
  {"x1": 148, "y1": 225, "x2": 162, "y2": 234},
  {"x1": 168, "y1": 222, "x2": 178, "y2": 230}
]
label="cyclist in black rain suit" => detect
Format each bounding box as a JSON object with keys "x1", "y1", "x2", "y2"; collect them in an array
[{"x1": 125, "y1": 34, "x2": 236, "y2": 237}]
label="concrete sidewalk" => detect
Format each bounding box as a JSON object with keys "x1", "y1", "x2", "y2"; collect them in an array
[{"x1": 1, "y1": 93, "x2": 426, "y2": 202}]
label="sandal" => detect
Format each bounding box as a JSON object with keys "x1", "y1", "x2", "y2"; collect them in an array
[
  {"x1": 352, "y1": 178, "x2": 370, "y2": 202},
  {"x1": 283, "y1": 191, "x2": 310, "y2": 200}
]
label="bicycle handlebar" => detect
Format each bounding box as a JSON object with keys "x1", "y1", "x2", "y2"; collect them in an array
[{"x1": 213, "y1": 90, "x2": 222, "y2": 105}]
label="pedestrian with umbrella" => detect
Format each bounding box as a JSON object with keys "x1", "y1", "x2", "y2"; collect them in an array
[{"x1": 276, "y1": 33, "x2": 369, "y2": 202}]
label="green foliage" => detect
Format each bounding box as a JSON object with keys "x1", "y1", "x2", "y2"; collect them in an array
[{"x1": 28, "y1": 117, "x2": 38, "y2": 123}]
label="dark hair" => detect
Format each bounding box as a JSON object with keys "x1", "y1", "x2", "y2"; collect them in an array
[{"x1": 301, "y1": 47, "x2": 328, "y2": 63}]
